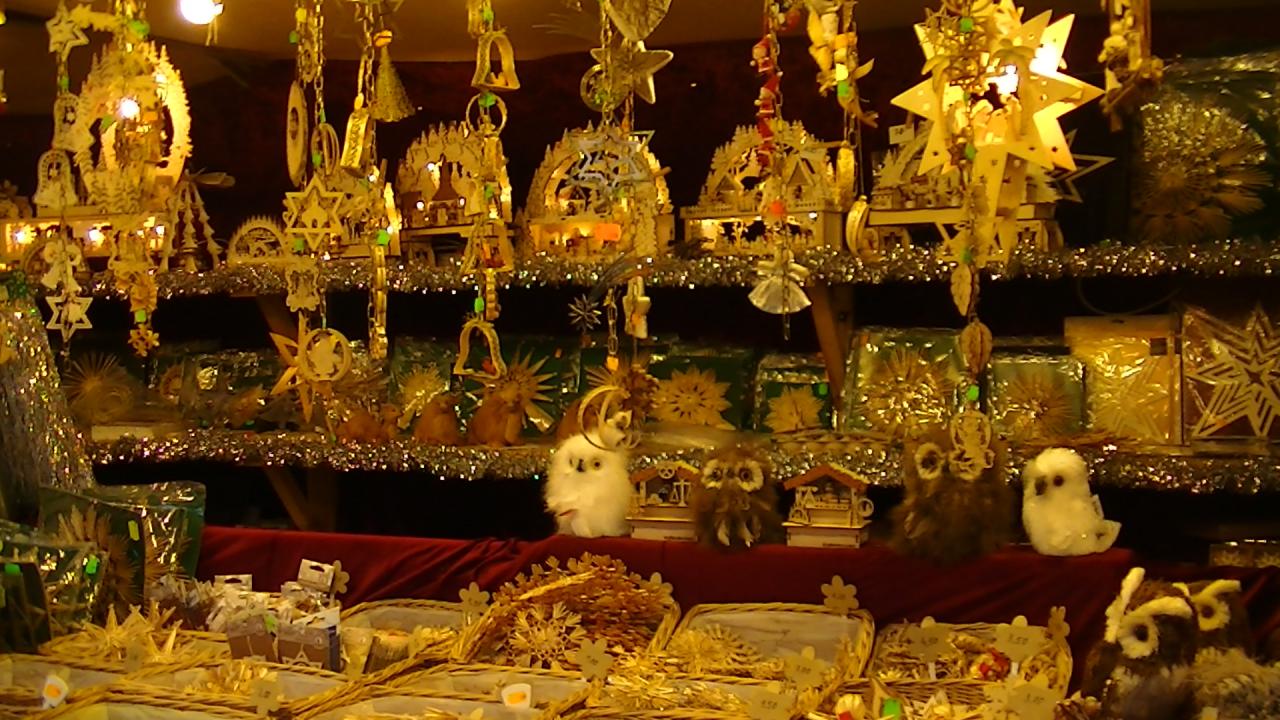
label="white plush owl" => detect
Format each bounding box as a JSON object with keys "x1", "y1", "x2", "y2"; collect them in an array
[
  {"x1": 1021, "y1": 447, "x2": 1121, "y2": 556},
  {"x1": 543, "y1": 426, "x2": 632, "y2": 538}
]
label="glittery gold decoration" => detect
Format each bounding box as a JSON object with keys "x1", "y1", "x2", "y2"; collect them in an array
[
  {"x1": 1135, "y1": 90, "x2": 1270, "y2": 244},
  {"x1": 849, "y1": 338, "x2": 961, "y2": 440},
  {"x1": 664, "y1": 625, "x2": 783, "y2": 679},
  {"x1": 988, "y1": 357, "x2": 1084, "y2": 443},
  {"x1": 601, "y1": 652, "x2": 752, "y2": 712},
  {"x1": 89, "y1": 427, "x2": 1280, "y2": 492},
  {"x1": 53, "y1": 506, "x2": 139, "y2": 610},
  {"x1": 1183, "y1": 305, "x2": 1280, "y2": 441},
  {"x1": 587, "y1": 40, "x2": 673, "y2": 105},
  {"x1": 484, "y1": 349, "x2": 556, "y2": 432},
  {"x1": 1067, "y1": 316, "x2": 1179, "y2": 444},
  {"x1": 653, "y1": 366, "x2": 733, "y2": 429},
  {"x1": 397, "y1": 366, "x2": 451, "y2": 429},
  {"x1": 270, "y1": 315, "x2": 353, "y2": 424},
  {"x1": 64, "y1": 352, "x2": 135, "y2": 426},
  {"x1": 766, "y1": 387, "x2": 824, "y2": 434},
  {"x1": 42, "y1": 604, "x2": 224, "y2": 667}
]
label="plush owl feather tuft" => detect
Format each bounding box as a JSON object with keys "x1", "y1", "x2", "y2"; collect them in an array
[
  {"x1": 890, "y1": 429, "x2": 1013, "y2": 565},
  {"x1": 543, "y1": 425, "x2": 632, "y2": 538},
  {"x1": 691, "y1": 444, "x2": 783, "y2": 551}
]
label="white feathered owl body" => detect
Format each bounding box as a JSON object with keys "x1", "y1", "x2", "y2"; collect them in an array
[
  {"x1": 1022, "y1": 447, "x2": 1121, "y2": 556},
  {"x1": 544, "y1": 428, "x2": 632, "y2": 538}
]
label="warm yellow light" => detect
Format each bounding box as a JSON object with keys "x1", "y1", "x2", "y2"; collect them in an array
[
  {"x1": 415, "y1": 200, "x2": 425, "y2": 211},
  {"x1": 13, "y1": 227, "x2": 31, "y2": 245},
  {"x1": 87, "y1": 228, "x2": 105, "y2": 246},
  {"x1": 179, "y1": 0, "x2": 223, "y2": 25},
  {"x1": 991, "y1": 66, "x2": 1019, "y2": 96},
  {"x1": 118, "y1": 97, "x2": 141, "y2": 120}
]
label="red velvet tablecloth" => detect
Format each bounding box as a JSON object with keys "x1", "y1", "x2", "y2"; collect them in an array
[{"x1": 198, "y1": 527, "x2": 1280, "y2": 685}]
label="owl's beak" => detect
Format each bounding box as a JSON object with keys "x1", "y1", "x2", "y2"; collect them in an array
[
  {"x1": 1034, "y1": 478, "x2": 1047, "y2": 496},
  {"x1": 575, "y1": 458, "x2": 586, "y2": 473}
]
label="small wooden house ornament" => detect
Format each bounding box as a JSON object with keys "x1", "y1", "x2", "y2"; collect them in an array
[
  {"x1": 628, "y1": 461, "x2": 699, "y2": 541},
  {"x1": 783, "y1": 464, "x2": 874, "y2": 548}
]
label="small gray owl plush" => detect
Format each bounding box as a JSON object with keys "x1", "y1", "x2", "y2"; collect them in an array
[
  {"x1": 691, "y1": 445, "x2": 783, "y2": 551},
  {"x1": 1172, "y1": 579, "x2": 1254, "y2": 657},
  {"x1": 1083, "y1": 567, "x2": 1199, "y2": 720}
]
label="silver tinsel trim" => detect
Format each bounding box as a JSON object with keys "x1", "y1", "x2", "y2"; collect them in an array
[
  {"x1": 68, "y1": 241, "x2": 1280, "y2": 299},
  {"x1": 0, "y1": 294, "x2": 95, "y2": 517},
  {"x1": 88, "y1": 429, "x2": 1280, "y2": 493}
]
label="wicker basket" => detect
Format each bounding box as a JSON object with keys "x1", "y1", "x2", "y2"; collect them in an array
[
  {"x1": 0, "y1": 654, "x2": 125, "y2": 715},
  {"x1": 26, "y1": 687, "x2": 261, "y2": 720},
  {"x1": 565, "y1": 707, "x2": 747, "y2": 720},
  {"x1": 341, "y1": 599, "x2": 466, "y2": 677},
  {"x1": 390, "y1": 663, "x2": 591, "y2": 716},
  {"x1": 39, "y1": 628, "x2": 230, "y2": 669},
  {"x1": 669, "y1": 603, "x2": 876, "y2": 676},
  {"x1": 120, "y1": 658, "x2": 354, "y2": 717},
  {"x1": 298, "y1": 687, "x2": 555, "y2": 720},
  {"x1": 853, "y1": 620, "x2": 1073, "y2": 709}
]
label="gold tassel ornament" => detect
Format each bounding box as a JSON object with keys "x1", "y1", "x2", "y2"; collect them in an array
[{"x1": 372, "y1": 35, "x2": 415, "y2": 123}]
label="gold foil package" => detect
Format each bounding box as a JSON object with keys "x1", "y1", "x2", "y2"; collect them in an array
[
  {"x1": 752, "y1": 354, "x2": 833, "y2": 434},
  {"x1": 0, "y1": 522, "x2": 104, "y2": 636},
  {"x1": 0, "y1": 560, "x2": 53, "y2": 652},
  {"x1": 842, "y1": 328, "x2": 964, "y2": 440},
  {"x1": 1181, "y1": 304, "x2": 1280, "y2": 443},
  {"x1": 986, "y1": 354, "x2": 1085, "y2": 444},
  {"x1": 1065, "y1": 315, "x2": 1181, "y2": 445}
]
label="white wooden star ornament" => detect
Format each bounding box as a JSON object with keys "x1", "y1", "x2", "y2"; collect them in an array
[
  {"x1": 284, "y1": 176, "x2": 346, "y2": 253},
  {"x1": 45, "y1": 292, "x2": 92, "y2": 342},
  {"x1": 46, "y1": 4, "x2": 89, "y2": 58}
]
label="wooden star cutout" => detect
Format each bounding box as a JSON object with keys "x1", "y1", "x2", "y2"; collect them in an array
[
  {"x1": 45, "y1": 292, "x2": 92, "y2": 342},
  {"x1": 1048, "y1": 131, "x2": 1114, "y2": 203},
  {"x1": 46, "y1": 5, "x2": 89, "y2": 58},
  {"x1": 284, "y1": 176, "x2": 345, "y2": 253},
  {"x1": 591, "y1": 41, "x2": 673, "y2": 105},
  {"x1": 270, "y1": 315, "x2": 316, "y2": 422},
  {"x1": 1186, "y1": 305, "x2": 1280, "y2": 439}
]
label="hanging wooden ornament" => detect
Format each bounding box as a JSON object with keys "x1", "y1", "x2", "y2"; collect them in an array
[
  {"x1": 286, "y1": 82, "x2": 310, "y2": 187},
  {"x1": 311, "y1": 124, "x2": 341, "y2": 179},
  {"x1": 453, "y1": 315, "x2": 506, "y2": 382},
  {"x1": 602, "y1": 0, "x2": 673, "y2": 43},
  {"x1": 340, "y1": 96, "x2": 374, "y2": 176},
  {"x1": 372, "y1": 43, "x2": 415, "y2": 123},
  {"x1": 472, "y1": 32, "x2": 520, "y2": 92}
]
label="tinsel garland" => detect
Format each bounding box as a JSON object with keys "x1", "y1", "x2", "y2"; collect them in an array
[
  {"x1": 89, "y1": 429, "x2": 1280, "y2": 493},
  {"x1": 61, "y1": 240, "x2": 1280, "y2": 299},
  {"x1": 0, "y1": 288, "x2": 95, "y2": 520}
]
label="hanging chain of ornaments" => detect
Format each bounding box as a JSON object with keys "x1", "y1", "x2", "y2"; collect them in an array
[{"x1": 748, "y1": 0, "x2": 812, "y2": 340}]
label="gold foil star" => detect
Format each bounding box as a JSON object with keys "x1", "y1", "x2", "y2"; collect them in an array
[
  {"x1": 45, "y1": 292, "x2": 92, "y2": 342},
  {"x1": 1184, "y1": 305, "x2": 1280, "y2": 439},
  {"x1": 46, "y1": 4, "x2": 89, "y2": 58},
  {"x1": 284, "y1": 175, "x2": 345, "y2": 253},
  {"x1": 590, "y1": 40, "x2": 673, "y2": 105},
  {"x1": 270, "y1": 315, "x2": 317, "y2": 422}
]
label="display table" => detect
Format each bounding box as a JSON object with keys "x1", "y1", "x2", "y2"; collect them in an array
[{"x1": 199, "y1": 526, "x2": 1280, "y2": 684}]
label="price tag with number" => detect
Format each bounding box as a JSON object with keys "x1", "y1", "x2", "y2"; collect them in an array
[
  {"x1": 783, "y1": 646, "x2": 829, "y2": 691},
  {"x1": 1006, "y1": 676, "x2": 1057, "y2": 720},
  {"x1": 748, "y1": 689, "x2": 795, "y2": 720},
  {"x1": 903, "y1": 617, "x2": 949, "y2": 679},
  {"x1": 995, "y1": 615, "x2": 1045, "y2": 673}
]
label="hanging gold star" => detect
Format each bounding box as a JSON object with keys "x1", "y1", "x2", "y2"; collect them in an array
[
  {"x1": 45, "y1": 292, "x2": 93, "y2": 343},
  {"x1": 1184, "y1": 305, "x2": 1280, "y2": 440},
  {"x1": 283, "y1": 175, "x2": 345, "y2": 253},
  {"x1": 46, "y1": 4, "x2": 89, "y2": 58},
  {"x1": 590, "y1": 40, "x2": 673, "y2": 105},
  {"x1": 270, "y1": 315, "x2": 316, "y2": 422}
]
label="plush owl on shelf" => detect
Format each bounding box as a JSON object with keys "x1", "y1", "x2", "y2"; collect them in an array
[
  {"x1": 1172, "y1": 579, "x2": 1254, "y2": 657},
  {"x1": 543, "y1": 418, "x2": 633, "y2": 539},
  {"x1": 691, "y1": 444, "x2": 783, "y2": 551},
  {"x1": 890, "y1": 427, "x2": 1014, "y2": 565},
  {"x1": 1021, "y1": 447, "x2": 1121, "y2": 556},
  {"x1": 1082, "y1": 567, "x2": 1199, "y2": 720}
]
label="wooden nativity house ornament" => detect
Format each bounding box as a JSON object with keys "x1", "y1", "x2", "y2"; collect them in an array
[
  {"x1": 683, "y1": 120, "x2": 849, "y2": 257},
  {"x1": 628, "y1": 461, "x2": 700, "y2": 541},
  {"x1": 783, "y1": 463, "x2": 874, "y2": 548},
  {"x1": 521, "y1": 124, "x2": 673, "y2": 260}
]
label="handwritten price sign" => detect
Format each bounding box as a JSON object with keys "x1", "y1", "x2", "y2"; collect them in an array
[{"x1": 995, "y1": 616, "x2": 1046, "y2": 666}]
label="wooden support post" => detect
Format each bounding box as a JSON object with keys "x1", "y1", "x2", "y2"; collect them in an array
[
  {"x1": 255, "y1": 296, "x2": 298, "y2": 339},
  {"x1": 808, "y1": 282, "x2": 856, "y2": 410},
  {"x1": 264, "y1": 466, "x2": 314, "y2": 531},
  {"x1": 306, "y1": 468, "x2": 339, "y2": 533}
]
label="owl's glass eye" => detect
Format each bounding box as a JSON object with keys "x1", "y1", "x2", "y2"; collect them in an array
[
  {"x1": 1132, "y1": 624, "x2": 1149, "y2": 643},
  {"x1": 592, "y1": 459, "x2": 602, "y2": 470},
  {"x1": 738, "y1": 468, "x2": 751, "y2": 481},
  {"x1": 1200, "y1": 603, "x2": 1215, "y2": 619},
  {"x1": 1052, "y1": 475, "x2": 1065, "y2": 487}
]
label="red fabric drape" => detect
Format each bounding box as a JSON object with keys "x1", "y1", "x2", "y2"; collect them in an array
[{"x1": 199, "y1": 527, "x2": 1280, "y2": 688}]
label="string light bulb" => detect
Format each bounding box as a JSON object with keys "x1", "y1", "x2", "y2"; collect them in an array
[
  {"x1": 179, "y1": 0, "x2": 223, "y2": 25},
  {"x1": 118, "y1": 97, "x2": 141, "y2": 119}
]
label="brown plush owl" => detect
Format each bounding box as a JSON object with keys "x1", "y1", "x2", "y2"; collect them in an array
[
  {"x1": 1082, "y1": 567, "x2": 1199, "y2": 720},
  {"x1": 1173, "y1": 579, "x2": 1254, "y2": 656},
  {"x1": 691, "y1": 445, "x2": 783, "y2": 551},
  {"x1": 889, "y1": 426, "x2": 1013, "y2": 565}
]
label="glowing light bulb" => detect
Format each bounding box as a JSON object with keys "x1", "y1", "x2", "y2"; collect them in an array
[
  {"x1": 180, "y1": 0, "x2": 223, "y2": 25},
  {"x1": 990, "y1": 66, "x2": 1019, "y2": 96},
  {"x1": 13, "y1": 228, "x2": 31, "y2": 245},
  {"x1": 1030, "y1": 44, "x2": 1060, "y2": 77},
  {"x1": 426, "y1": 162, "x2": 437, "y2": 172},
  {"x1": 118, "y1": 97, "x2": 141, "y2": 119},
  {"x1": 87, "y1": 228, "x2": 105, "y2": 246},
  {"x1": 415, "y1": 201, "x2": 425, "y2": 210}
]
